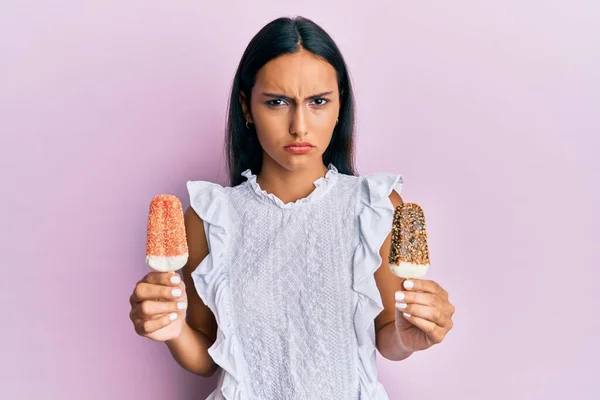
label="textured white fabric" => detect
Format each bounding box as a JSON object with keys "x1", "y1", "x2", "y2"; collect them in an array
[{"x1": 187, "y1": 164, "x2": 403, "y2": 400}]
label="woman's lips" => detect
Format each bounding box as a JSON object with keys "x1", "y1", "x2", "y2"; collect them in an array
[{"x1": 284, "y1": 142, "x2": 314, "y2": 154}]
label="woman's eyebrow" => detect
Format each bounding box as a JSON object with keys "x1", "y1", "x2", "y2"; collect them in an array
[{"x1": 261, "y1": 91, "x2": 334, "y2": 102}]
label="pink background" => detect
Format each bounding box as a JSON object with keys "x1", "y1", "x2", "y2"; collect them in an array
[{"x1": 1, "y1": 1, "x2": 599, "y2": 399}]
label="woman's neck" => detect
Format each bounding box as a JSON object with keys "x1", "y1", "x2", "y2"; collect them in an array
[{"x1": 256, "y1": 157, "x2": 329, "y2": 204}]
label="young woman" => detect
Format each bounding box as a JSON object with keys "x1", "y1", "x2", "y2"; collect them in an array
[{"x1": 129, "y1": 16, "x2": 454, "y2": 399}]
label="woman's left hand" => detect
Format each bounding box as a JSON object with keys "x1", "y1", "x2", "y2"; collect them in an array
[{"x1": 394, "y1": 278, "x2": 455, "y2": 352}]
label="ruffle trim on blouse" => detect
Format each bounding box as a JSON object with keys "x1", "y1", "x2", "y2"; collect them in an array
[
  {"x1": 241, "y1": 164, "x2": 339, "y2": 208},
  {"x1": 186, "y1": 180, "x2": 246, "y2": 400},
  {"x1": 353, "y1": 173, "x2": 403, "y2": 399}
]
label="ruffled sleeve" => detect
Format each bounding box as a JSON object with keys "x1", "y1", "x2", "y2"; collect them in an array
[
  {"x1": 353, "y1": 173, "x2": 403, "y2": 399},
  {"x1": 186, "y1": 180, "x2": 246, "y2": 400}
]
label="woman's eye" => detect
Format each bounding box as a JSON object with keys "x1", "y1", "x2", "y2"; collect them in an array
[
  {"x1": 266, "y1": 99, "x2": 287, "y2": 107},
  {"x1": 311, "y1": 98, "x2": 329, "y2": 106}
]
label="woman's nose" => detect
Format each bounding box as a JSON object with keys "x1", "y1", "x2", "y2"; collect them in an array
[{"x1": 289, "y1": 107, "x2": 308, "y2": 137}]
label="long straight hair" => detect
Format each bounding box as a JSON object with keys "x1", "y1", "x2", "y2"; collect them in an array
[{"x1": 225, "y1": 16, "x2": 357, "y2": 186}]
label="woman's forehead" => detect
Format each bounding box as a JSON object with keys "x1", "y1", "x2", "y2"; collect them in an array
[{"x1": 254, "y1": 51, "x2": 337, "y2": 96}]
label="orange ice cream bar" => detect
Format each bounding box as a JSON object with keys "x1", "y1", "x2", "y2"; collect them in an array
[
  {"x1": 389, "y1": 203, "x2": 430, "y2": 278},
  {"x1": 146, "y1": 194, "x2": 189, "y2": 272}
]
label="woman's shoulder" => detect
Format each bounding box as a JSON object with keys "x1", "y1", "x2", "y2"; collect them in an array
[
  {"x1": 336, "y1": 170, "x2": 403, "y2": 199},
  {"x1": 186, "y1": 178, "x2": 249, "y2": 202}
]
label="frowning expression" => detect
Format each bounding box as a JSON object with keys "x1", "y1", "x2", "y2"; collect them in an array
[{"x1": 241, "y1": 50, "x2": 340, "y2": 171}]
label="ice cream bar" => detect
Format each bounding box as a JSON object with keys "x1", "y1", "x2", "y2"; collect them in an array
[
  {"x1": 389, "y1": 203, "x2": 430, "y2": 278},
  {"x1": 146, "y1": 194, "x2": 188, "y2": 272}
]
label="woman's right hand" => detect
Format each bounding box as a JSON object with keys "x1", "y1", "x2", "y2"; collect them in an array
[{"x1": 129, "y1": 271, "x2": 188, "y2": 342}]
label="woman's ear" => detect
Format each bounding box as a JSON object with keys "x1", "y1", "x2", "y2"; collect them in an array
[{"x1": 239, "y1": 91, "x2": 253, "y2": 123}]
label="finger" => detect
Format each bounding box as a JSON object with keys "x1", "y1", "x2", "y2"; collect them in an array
[
  {"x1": 131, "y1": 272, "x2": 185, "y2": 305},
  {"x1": 132, "y1": 304, "x2": 167, "y2": 321},
  {"x1": 129, "y1": 293, "x2": 137, "y2": 307},
  {"x1": 132, "y1": 282, "x2": 185, "y2": 303},
  {"x1": 130, "y1": 303, "x2": 163, "y2": 329},
  {"x1": 400, "y1": 314, "x2": 446, "y2": 344},
  {"x1": 402, "y1": 279, "x2": 447, "y2": 298},
  {"x1": 395, "y1": 290, "x2": 438, "y2": 307},
  {"x1": 144, "y1": 271, "x2": 184, "y2": 287},
  {"x1": 134, "y1": 312, "x2": 180, "y2": 336},
  {"x1": 138, "y1": 300, "x2": 187, "y2": 320},
  {"x1": 395, "y1": 303, "x2": 449, "y2": 327}
]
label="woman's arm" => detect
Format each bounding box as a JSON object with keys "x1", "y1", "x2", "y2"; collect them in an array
[
  {"x1": 164, "y1": 207, "x2": 219, "y2": 377},
  {"x1": 374, "y1": 191, "x2": 414, "y2": 361}
]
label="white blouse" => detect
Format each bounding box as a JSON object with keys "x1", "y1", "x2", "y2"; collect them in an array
[{"x1": 187, "y1": 164, "x2": 403, "y2": 399}]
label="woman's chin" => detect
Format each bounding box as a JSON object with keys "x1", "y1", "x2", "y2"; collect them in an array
[{"x1": 278, "y1": 154, "x2": 323, "y2": 171}]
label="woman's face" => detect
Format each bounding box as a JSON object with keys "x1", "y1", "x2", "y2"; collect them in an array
[{"x1": 241, "y1": 50, "x2": 340, "y2": 172}]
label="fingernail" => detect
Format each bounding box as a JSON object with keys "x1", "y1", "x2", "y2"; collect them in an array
[
  {"x1": 177, "y1": 302, "x2": 187, "y2": 310},
  {"x1": 403, "y1": 312, "x2": 411, "y2": 318},
  {"x1": 396, "y1": 302, "x2": 407, "y2": 309},
  {"x1": 172, "y1": 288, "x2": 182, "y2": 297},
  {"x1": 395, "y1": 291, "x2": 405, "y2": 301},
  {"x1": 170, "y1": 275, "x2": 181, "y2": 284},
  {"x1": 403, "y1": 280, "x2": 414, "y2": 290},
  {"x1": 169, "y1": 312, "x2": 178, "y2": 321}
]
